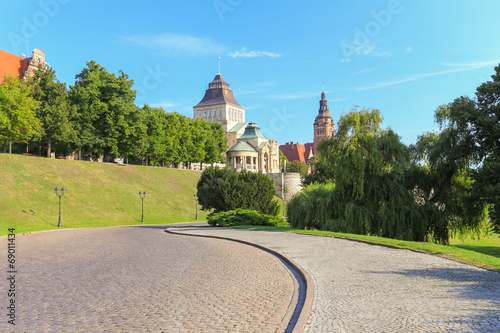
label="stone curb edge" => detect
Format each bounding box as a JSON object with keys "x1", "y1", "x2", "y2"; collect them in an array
[{"x1": 164, "y1": 225, "x2": 314, "y2": 333}]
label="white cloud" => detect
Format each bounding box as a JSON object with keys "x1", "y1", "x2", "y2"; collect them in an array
[
  {"x1": 150, "y1": 100, "x2": 179, "y2": 110},
  {"x1": 123, "y1": 33, "x2": 225, "y2": 56},
  {"x1": 352, "y1": 67, "x2": 379, "y2": 75},
  {"x1": 442, "y1": 60, "x2": 500, "y2": 68},
  {"x1": 227, "y1": 47, "x2": 282, "y2": 58},
  {"x1": 353, "y1": 59, "x2": 500, "y2": 91}
]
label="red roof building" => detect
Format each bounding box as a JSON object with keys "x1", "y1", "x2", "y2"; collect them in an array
[
  {"x1": 0, "y1": 49, "x2": 46, "y2": 83},
  {"x1": 280, "y1": 141, "x2": 315, "y2": 163}
]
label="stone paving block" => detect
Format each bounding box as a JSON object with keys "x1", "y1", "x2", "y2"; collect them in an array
[
  {"x1": 173, "y1": 223, "x2": 500, "y2": 333},
  {"x1": 0, "y1": 225, "x2": 296, "y2": 332}
]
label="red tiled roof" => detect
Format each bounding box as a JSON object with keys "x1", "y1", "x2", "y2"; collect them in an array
[
  {"x1": 280, "y1": 141, "x2": 316, "y2": 163},
  {"x1": 280, "y1": 142, "x2": 306, "y2": 162},
  {"x1": 0, "y1": 49, "x2": 29, "y2": 83}
]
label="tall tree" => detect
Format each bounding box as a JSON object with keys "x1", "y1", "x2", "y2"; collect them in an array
[
  {"x1": 69, "y1": 61, "x2": 139, "y2": 161},
  {"x1": 204, "y1": 121, "x2": 228, "y2": 165},
  {"x1": 0, "y1": 75, "x2": 40, "y2": 153},
  {"x1": 143, "y1": 104, "x2": 169, "y2": 166},
  {"x1": 28, "y1": 66, "x2": 77, "y2": 157},
  {"x1": 426, "y1": 63, "x2": 500, "y2": 233},
  {"x1": 191, "y1": 118, "x2": 207, "y2": 166},
  {"x1": 164, "y1": 112, "x2": 182, "y2": 166},
  {"x1": 289, "y1": 160, "x2": 309, "y2": 178},
  {"x1": 290, "y1": 107, "x2": 452, "y2": 243}
]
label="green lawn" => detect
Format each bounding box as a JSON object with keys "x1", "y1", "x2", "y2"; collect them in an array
[
  {"x1": 0, "y1": 154, "x2": 207, "y2": 235},
  {"x1": 232, "y1": 225, "x2": 500, "y2": 271}
]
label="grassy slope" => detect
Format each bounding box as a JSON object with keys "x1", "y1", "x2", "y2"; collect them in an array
[{"x1": 0, "y1": 154, "x2": 207, "y2": 235}]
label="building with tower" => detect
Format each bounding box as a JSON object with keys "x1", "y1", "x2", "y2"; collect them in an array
[
  {"x1": 280, "y1": 90, "x2": 335, "y2": 164},
  {"x1": 313, "y1": 91, "x2": 335, "y2": 153},
  {"x1": 0, "y1": 49, "x2": 47, "y2": 83},
  {"x1": 193, "y1": 73, "x2": 246, "y2": 133},
  {"x1": 193, "y1": 71, "x2": 280, "y2": 174}
]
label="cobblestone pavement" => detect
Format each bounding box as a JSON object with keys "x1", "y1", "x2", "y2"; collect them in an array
[
  {"x1": 170, "y1": 223, "x2": 500, "y2": 333},
  {"x1": 0, "y1": 225, "x2": 297, "y2": 332}
]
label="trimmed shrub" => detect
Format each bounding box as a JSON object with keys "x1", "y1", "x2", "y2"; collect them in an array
[
  {"x1": 207, "y1": 209, "x2": 287, "y2": 227},
  {"x1": 197, "y1": 167, "x2": 279, "y2": 216}
]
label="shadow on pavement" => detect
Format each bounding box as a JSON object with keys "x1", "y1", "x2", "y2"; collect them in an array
[{"x1": 372, "y1": 267, "x2": 500, "y2": 303}]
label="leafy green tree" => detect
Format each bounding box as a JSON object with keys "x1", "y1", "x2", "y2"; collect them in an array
[
  {"x1": 0, "y1": 75, "x2": 40, "y2": 153},
  {"x1": 305, "y1": 106, "x2": 382, "y2": 185},
  {"x1": 419, "y1": 64, "x2": 500, "y2": 233},
  {"x1": 28, "y1": 66, "x2": 77, "y2": 157},
  {"x1": 197, "y1": 167, "x2": 242, "y2": 212},
  {"x1": 204, "y1": 122, "x2": 228, "y2": 165},
  {"x1": 119, "y1": 104, "x2": 149, "y2": 163},
  {"x1": 69, "y1": 61, "x2": 140, "y2": 161},
  {"x1": 164, "y1": 112, "x2": 182, "y2": 166},
  {"x1": 190, "y1": 118, "x2": 207, "y2": 166},
  {"x1": 143, "y1": 105, "x2": 169, "y2": 166},
  {"x1": 238, "y1": 170, "x2": 279, "y2": 216},
  {"x1": 289, "y1": 160, "x2": 309, "y2": 178},
  {"x1": 197, "y1": 167, "x2": 278, "y2": 215},
  {"x1": 289, "y1": 107, "x2": 451, "y2": 243}
]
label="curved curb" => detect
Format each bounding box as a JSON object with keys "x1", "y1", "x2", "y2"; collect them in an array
[{"x1": 165, "y1": 224, "x2": 313, "y2": 333}]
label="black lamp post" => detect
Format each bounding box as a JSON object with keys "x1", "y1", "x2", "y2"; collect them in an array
[
  {"x1": 193, "y1": 194, "x2": 198, "y2": 220},
  {"x1": 54, "y1": 186, "x2": 65, "y2": 227},
  {"x1": 139, "y1": 191, "x2": 146, "y2": 223}
]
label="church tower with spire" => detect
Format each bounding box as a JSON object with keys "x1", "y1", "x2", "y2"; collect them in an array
[{"x1": 313, "y1": 90, "x2": 335, "y2": 154}]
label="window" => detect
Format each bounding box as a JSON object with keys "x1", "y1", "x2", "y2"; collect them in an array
[
  {"x1": 198, "y1": 111, "x2": 202, "y2": 117},
  {"x1": 208, "y1": 110, "x2": 212, "y2": 118},
  {"x1": 203, "y1": 110, "x2": 206, "y2": 118}
]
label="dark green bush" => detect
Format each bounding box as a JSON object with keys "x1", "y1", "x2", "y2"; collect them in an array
[
  {"x1": 197, "y1": 167, "x2": 279, "y2": 216},
  {"x1": 207, "y1": 209, "x2": 287, "y2": 227}
]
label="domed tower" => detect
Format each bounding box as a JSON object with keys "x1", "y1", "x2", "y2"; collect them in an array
[{"x1": 313, "y1": 91, "x2": 335, "y2": 154}]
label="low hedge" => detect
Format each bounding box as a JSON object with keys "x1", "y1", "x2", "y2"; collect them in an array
[{"x1": 207, "y1": 209, "x2": 287, "y2": 227}]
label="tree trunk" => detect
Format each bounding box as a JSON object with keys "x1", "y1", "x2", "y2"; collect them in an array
[
  {"x1": 9, "y1": 140, "x2": 12, "y2": 154},
  {"x1": 47, "y1": 138, "x2": 52, "y2": 158}
]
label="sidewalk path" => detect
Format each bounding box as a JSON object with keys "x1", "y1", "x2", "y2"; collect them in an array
[
  {"x1": 169, "y1": 223, "x2": 500, "y2": 332},
  {"x1": 0, "y1": 225, "x2": 298, "y2": 332}
]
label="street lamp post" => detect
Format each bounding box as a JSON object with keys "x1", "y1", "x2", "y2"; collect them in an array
[
  {"x1": 54, "y1": 186, "x2": 65, "y2": 227},
  {"x1": 139, "y1": 191, "x2": 146, "y2": 223},
  {"x1": 193, "y1": 194, "x2": 198, "y2": 220}
]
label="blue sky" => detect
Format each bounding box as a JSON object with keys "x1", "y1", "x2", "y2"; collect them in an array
[{"x1": 1, "y1": 0, "x2": 500, "y2": 146}]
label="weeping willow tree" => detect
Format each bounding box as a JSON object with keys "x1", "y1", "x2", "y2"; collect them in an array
[{"x1": 290, "y1": 107, "x2": 450, "y2": 243}]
